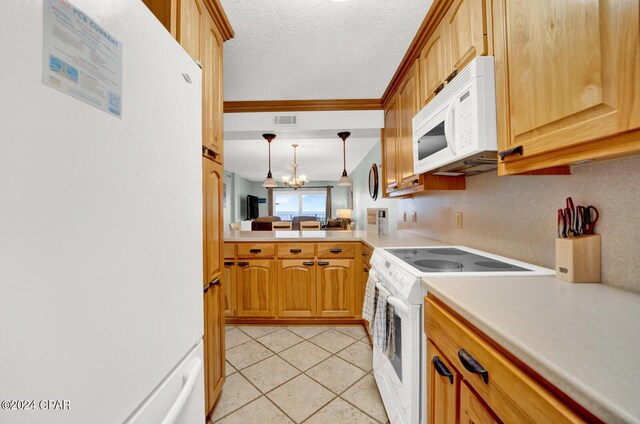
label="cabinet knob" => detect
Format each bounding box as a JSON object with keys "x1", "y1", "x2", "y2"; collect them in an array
[
  {"x1": 318, "y1": 261, "x2": 330, "y2": 266},
  {"x1": 498, "y1": 145, "x2": 524, "y2": 161},
  {"x1": 458, "y1": 349, "x2": 488, "y2": 384},
  {"x1": 432, "y1": 356, "x2": 454, "y2": 385}
]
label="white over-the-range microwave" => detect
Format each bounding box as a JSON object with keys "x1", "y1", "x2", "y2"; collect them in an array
[{"x1": 412, "y1": 56, "x2": 498, "y2": 176}]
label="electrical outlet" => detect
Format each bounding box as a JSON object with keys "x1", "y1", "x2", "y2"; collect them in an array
[
  {"x1": 411, "y1": 212, "x2": 417, "y2": 223},
  {"x1": 403, "y1": 212, "x2": 407, "y2": 222},
  {"x1": 456, "y1": 212, "x2": 463, "y2": 229}
]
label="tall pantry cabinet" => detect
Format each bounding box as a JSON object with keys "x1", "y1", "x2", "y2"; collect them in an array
[{"x1": 142, "y1": 0, "x2": 233, "y2": 416}]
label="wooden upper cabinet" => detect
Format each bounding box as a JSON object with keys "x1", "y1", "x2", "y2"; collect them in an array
[
  {"x1": 317, "y1": 260, "x2": 355, "y2": 318},
  {"x1": 398, "y1": 60, "x2": 420, "y2": 189},
  {"x1": 236, "y1": 260, "x2": 275, "y2": 317},
  {"x1": 383, "y1": 98, "x2": 399, "y2": 193},
  {"x1": 494, "y1": 0, "x2": 640, "y2": 173},
  {"x1": 277, "y1": 260, "x2": 317, "y2": 318},
  {"x1": 420, "y1": 21, "x2": 448, "y2": 106},
  {"x1": 178, "y1": 0, "x2": 204, "y2": 62},
  {"x1": 445, "y1": 0, "x2": 487, "y2": 77},
  {"x1": 202, "y1": 12, "x2": 224, "y2": 159},
  {"x1": 427, "y1": 340, "x2": 458, "y2": 424},
  {"x1": 203, "y1": 158, "x2": 223, "y2": 286}
]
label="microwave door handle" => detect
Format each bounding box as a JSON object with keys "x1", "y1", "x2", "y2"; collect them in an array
[{"x1": 444, "y1": 101, "x2": 457, "y2": 155}]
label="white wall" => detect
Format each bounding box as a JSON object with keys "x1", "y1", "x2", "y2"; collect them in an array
[{"x1": 350, "y1": 140, "x2": 398, "y2": 231}]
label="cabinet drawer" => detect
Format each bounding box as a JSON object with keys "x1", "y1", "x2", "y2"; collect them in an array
[
  {"x1": 277, "y1": 243, "x2": 315, "y2": 258},
  {"x1": 317, "y1": 243, "x2": 356, "y2": 258},
  {"x1": 223, "y1": 243, "x2": 235, "y2": 259},
  {"x1": 424, "y1": 296, "x2": 585, "y2": 424},
  {"x1": 237, "y1": 243, "x2": 275, "y2": 258}
]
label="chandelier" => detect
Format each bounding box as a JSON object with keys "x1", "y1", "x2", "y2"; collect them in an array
[{"x1": 282, "y1": 144, "x2": 307, "y2": 190}]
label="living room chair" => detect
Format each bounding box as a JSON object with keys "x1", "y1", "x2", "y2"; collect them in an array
[{"x1": 300, "y1": 221, "x2": 321, "y2": 230}]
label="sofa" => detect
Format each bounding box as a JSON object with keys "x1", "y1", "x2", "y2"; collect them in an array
[{"x1": 251, "y1": 216, "x2": 281, "y2": 231}]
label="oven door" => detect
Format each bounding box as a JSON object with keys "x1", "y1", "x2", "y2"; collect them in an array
[{"x1": 372, "y1": 292, "x2": 422, "y2": 424}]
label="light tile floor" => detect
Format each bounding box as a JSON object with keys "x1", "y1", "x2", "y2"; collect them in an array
[{"x1": 210, "y1": 325, "x2": 388, "y2": 424}]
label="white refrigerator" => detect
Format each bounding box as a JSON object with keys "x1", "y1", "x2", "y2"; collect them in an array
[{"x1": 0, "y1": 1, "x2": 205, "y2": 423}]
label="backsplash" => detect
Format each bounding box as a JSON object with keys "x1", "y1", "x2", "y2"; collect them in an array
[{"x1": 395, "y1": 155, "x2": 640, "y2": 292}]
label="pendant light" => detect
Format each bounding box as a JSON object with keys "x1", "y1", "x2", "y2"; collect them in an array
[
  {"x1": 262, "y1": 133, "x2": 277, "y2": 187},
  {"x1": 337, "y1": 131, "x2": 352, "y2": 186}
]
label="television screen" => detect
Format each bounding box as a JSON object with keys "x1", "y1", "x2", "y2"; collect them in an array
[{"x1": 247, "y1": 195, "x2": 259, "y2": 220}]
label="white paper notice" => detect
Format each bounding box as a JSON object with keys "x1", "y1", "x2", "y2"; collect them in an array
[{"x1": 43, "y1": 0, "x2": 123, "y2": 117}]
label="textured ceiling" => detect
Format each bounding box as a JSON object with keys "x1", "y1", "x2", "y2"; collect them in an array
[
  {"x1": 224, "y1": 132, "x2": 379, "y2": 182},
  {"x1": 220, "y1": 0, "x2": 433, "y2": 101}
]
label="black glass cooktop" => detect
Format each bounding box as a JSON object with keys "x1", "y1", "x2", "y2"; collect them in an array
[{"x1": 387, "y1": 248, "x2": 528, "y2": 273}]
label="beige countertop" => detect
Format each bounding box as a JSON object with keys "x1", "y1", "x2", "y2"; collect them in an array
[
  {"x1": 224, "y1": 230, "x2": 445, "y2": 249},
  {"x1": 422, "y1": 276, "x2": 640, "y2": 424}
]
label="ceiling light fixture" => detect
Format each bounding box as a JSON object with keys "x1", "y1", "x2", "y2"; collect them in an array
[
  {"x1": 337, "y1": 131, "x2": 352, "y2": 186},
  {"x1": 262, "y1": 133, "x2": 277, "y2": 188},
  {"x1": 282, "y1": 144, "x2": 307, "y2": 190}
]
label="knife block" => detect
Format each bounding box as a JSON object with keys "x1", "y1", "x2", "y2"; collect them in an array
[{"x1": 555, "y1": 235, "x2": 601, "y2": 283}]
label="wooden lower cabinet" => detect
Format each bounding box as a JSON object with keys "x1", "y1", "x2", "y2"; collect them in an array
[
  {"x1": 223, "y1": 261, "x2": 236, "y2": 317},
  {"x1": 427, "y1": 340, "x2": 458, "y2": 424},
  {"x1": 317, "y1": 259, "x2": 355, "y2": 318},
  {"x1": 277, "y1": 260, "x2": 316, "y2": 318},
  {"x1": 460, "y1": 382, "x2": 499, "y2": 424},
  {"x1": 236, "y1": 260, "x2": 275, "y2": 317},
  {"x1": 203, "y1": 274, "x2": 224, "y2": 412},
  {"x1": 425, "y1": 295, "x2": 587, "y2": 424}
]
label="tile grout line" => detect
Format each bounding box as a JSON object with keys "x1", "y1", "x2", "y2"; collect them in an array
[{"x1": 219, "y1": 325, "x2": 385, "y2": 423}]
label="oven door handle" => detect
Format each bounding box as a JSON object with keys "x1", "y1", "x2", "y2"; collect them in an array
[{"x1": 375, "y1": 282, "x2": 410, "y2": 316}]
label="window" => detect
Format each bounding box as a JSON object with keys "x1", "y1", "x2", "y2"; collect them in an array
[{"x1": 274, "y1": 189, "x2": 328, "y2": 222}]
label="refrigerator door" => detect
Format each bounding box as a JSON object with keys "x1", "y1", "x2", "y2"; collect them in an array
[
  {"x1": 124, "y1": 341, "x2": 205, "y2": 424},
  {"x1": 0, "y1": 1, "x2": 203, "y2": 423}
]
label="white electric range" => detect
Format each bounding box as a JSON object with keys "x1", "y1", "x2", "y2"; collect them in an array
[{"x1": 368, "y1": 246, "x2": 554, "y2": 424}]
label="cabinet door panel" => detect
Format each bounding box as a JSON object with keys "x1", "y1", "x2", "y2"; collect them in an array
[
  {"x1": 446, "y1": 0, "x2": 487, "y2": 74},
  {"x1": 202, "y1": 13, "x2": 223, "y2": 158},
  {"x1": 204, "y1": 276, "x2": 224, "y2": 411},
  {"x1": 398, "y1": 61, "x2": 419, "y2": 188},
  {"x1": 237, "y1": 261, "x2": 274, "y2": 317},
  {"x1": 420, "y1": 22, "x2": 448, "y2": 106},
  {"x1": 278, "y1": 260, "x2": 316, "y2": 318},
  {"x1": 460, "y1": 382, "x2": 499, "y2": 424},
  {"x1": 178, "y1": 0, "x2": 203, "y2": 62},
  {"x1": 223, "y1": 262, "x2": 236, "y2": 317},
  {"x1": 495, "y1": 0, "x2": 640, "y2": 162},
  {"x1": 383, "y1": 99, "x2": 399, "y2": 192},
  {"x1": 317, "y1": 260, "x2": 354, "y2": 318},
  {"x1": 427, "y1": 340, "x2": 458, "y2": 424},
  {"x1": 203, "y1": 158, "x2": 222, "y2": 286}
]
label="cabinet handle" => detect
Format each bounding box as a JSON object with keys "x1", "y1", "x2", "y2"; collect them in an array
[
  {"x1": 330, "y1": 248, "x2": 342, "y2": 253},
  {"x1": 412, "y1": 179, "x2": 419, "y2": 186},
  {"x1": 362, "y1": 252, "x2": 368, "y2": 256},
  {"x1": 433, "y1": 356, "x2": 454, "y2": 385},
  {"x1": 364, "y1": 268, "x2": 369, "y2": 273},
  {"x1": 498, "y1": 145, "x2": 524, "y2": 161},
  {"x1": 237, "y1": 262, "x2": 249, "y2": 267},
  {"x1": 445, "y1": 69, "x2": 458, "y2": 83},
  {"x1": 209, "y1": 278, "x2": 220, "y2": 286},
  {"x1": 203, "y1": 283, "x2": 210, "y2": 294},
  {"x1": 318, "y1": 261, "x2": 330, "y2": 266},
  {"x1": 290, "y1": 249, "x2": 302, "y2": 253},
  {"x1": 458, "y1": 349, "x2": 488, "y2": 384},
  {"x1": 249, "y1": 248, "x2": 262, "y2": 253},
  {"x1": 434, "y1": 82, "x2": 445, "y2": 95},
  {"x1": 224, "y1": 261, "x2": 234, "y2": 266},
  {"x1": 303, "y1": 261, "x2": 315, "y2": 266}
]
